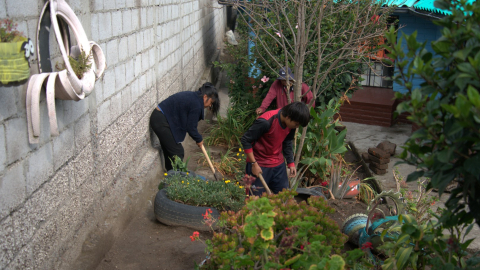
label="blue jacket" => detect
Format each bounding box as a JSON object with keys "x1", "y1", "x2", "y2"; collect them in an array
[{"x1": 158, "y1": 91, "x2": 204, "y2": 143}]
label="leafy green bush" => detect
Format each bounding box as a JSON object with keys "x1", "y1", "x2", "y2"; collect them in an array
[
  {"x1": 296, "y1": 99, "x2": 348, "y2": 186},
  {"x1": 163, "y1": 174, "x2": 246, "y2": 212},
  {"x1": 199, "y1": 190, "x2": 354, "y2": 269},
  {"x1": 384, "y1": 0, "x2": 480, "y2": 227}
]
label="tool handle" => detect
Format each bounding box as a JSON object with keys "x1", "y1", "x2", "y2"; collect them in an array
[
  {"x1": 200, "y1": 145, "x2": 216, "y2": 174},
  {"x1": 258, "y1": 173, "x2": 272, "y2": 195}
]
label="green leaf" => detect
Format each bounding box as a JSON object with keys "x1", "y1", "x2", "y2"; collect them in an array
[
  {"x1": 395, "y1": 246, "x2": 413, "y2": 269},
  {"x1": 453, "y1": 47, "x2": 474, "y2": 61},
  {"x1": 260, "y1": 227, "x2": 274, "y2": 240},
  {"x1": 467, "y1": 86, "x2": 480, "y2": 108},
  {"x1": 406, "y1": 170, "x2": 424, "y2": 182},
  {"x1": 327, "y1": 255, "x2": 345, "y2": 270},
  {"x1": 457, "y1": 63, "x2": 476, "y2": 76},
  {"x1": 465, "y1": 154, "x2": 480, "y2": 176},
  {"x1": 382, "y1": 258, "x2": 395, "y2": 270}
]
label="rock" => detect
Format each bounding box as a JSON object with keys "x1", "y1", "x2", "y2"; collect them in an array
[
  {"x1": 362, "y1": 152, "x2": 370, "y2": 163},
  {"x1": 368, "y1": 154, "x2": 390, "y2": 164},
  {"x1": 370, "y1": 162, "x2": 388, "y2": 170},
  {"x1": 368, "y1": 147, "x2": 390, "y2": 159},
  {"x1": 377, "y1": 141, "x2": 397, "y2": 156},
  {"x1": 369, "y1": 163, "x2": 387, "y2": 175}
]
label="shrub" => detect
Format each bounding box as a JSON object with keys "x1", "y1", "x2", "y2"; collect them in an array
[
  {"x1": 163, "y1": 174, "x2": 246, "y2": 212},
  {"x1": 199, "y1": 190, "x2": 349, "y2": 269}
]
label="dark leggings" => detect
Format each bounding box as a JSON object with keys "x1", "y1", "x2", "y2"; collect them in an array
[{"x1": 150, "y1": 109, "x2": 184, "y2": 171}]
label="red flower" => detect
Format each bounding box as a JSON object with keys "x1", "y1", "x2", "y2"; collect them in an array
[
  {"x1": 321, "y1": 181, "x2": 328, "y2": 187},
  {"x1": 190, "y1": 231, "x2": 200, "y2": 241},
  {"x1": 300, "y1": 245, "x2": 304, "y2": 250},
  {"x1": 202, "y1": 209, "x2": 213, "y2": 220},
  {"x1": 361, "y1": 242, "x2": 373, "y2": 250}
]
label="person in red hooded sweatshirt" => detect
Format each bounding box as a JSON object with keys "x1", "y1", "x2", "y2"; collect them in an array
[
  {"x1": 241, "y1": 102, "x2": 310, "y2": 195},
  {"x1": 255, "y1": 67, "x2": 315, "y2": 115}
]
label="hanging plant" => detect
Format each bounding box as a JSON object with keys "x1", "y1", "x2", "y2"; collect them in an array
[{"x1": 0, "y1": 19, "x2": 33, "y2": 84}]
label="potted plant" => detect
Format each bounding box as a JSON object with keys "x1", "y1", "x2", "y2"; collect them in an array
[
  {"x1": 154, "y1": 157, "x2": 246, "y2": 231},
  {"x1": 0, "y1": 19, "x2": 34, "y2": 84}
]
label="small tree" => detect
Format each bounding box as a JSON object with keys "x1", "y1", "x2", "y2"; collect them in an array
[
  {"x1": 219, "y1": 0, "x2": 397, "y2": 165},
  {"x1": 384, "y1": 0, "x2": 480, "y2": 226}
]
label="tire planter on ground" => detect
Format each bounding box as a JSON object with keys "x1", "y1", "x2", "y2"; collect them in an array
[{"x1": 154, "y1": 189, "x2": 220, "y2": 231}]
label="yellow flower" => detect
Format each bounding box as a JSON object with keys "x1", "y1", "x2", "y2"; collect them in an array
[
  {"x1": 198, "y1": 180, "x2": 200, "y2": 182},
  {"x1": 237, "y1": 153, "x2": 239, "y2": 156},
  {"x1": 242, "y1": 154, "x2": 244, "y2": 156},
  {"x1": 186, "y1": 172, "x2": 189, "y2": 175},
  {"x1": 225, "y1": 180, "x2": 231, "y2": 184},
  {"x1": 239, "y1": 148, "x2": 242, "y2": 152},
  {"x1": 206, "y1": 181, "x2": 208, "y2": 184},
  {"x1": 239, "y1": 186, "x2": 244, "y2": 189},
  {"x1": 164, "y1": 173, "x2": 168, "y2": 176},
  {"x1": 182, "y1": 181, "x2": 184, "y2": 184}
]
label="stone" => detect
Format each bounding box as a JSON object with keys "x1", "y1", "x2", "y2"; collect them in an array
[
  {"x1": 369, "y1": 164, "x2": 387, "y2": 175},
  {"x1": 361, "y1": 152, "x2": 370, "y2": 163},
  {"x1": 368, "y1": 154, "x2": 390, "y2": 164},
  {"x1": 377, "y1": 141, "x2": 397, "y2": 156},
  {"x1": 368, "y1": 147, "x2": 390, "y2": 159},
  {"x1": 370, "y1": 162, "x2": 389, "y2": 170}
]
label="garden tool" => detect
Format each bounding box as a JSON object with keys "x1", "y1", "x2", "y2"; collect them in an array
[
  {"x1": 200, "y1": 144, "x2": 219, "y2": 181},
  {"x1": 258, "y1": 173, "x2": 272, "y2": 195}
]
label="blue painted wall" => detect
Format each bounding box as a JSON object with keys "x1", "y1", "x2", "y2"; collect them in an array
[{"x1": 392, "y1": 13, "x2": 443, "y2": 93}]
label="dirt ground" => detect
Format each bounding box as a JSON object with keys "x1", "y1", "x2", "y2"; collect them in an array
[{"x1": 94, "y1": 120, "x2": 371, "y2": 270}]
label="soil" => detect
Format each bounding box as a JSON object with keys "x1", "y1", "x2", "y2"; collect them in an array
[{"x1": 94, "y1": 120, "x2": 371, "y2": 270}]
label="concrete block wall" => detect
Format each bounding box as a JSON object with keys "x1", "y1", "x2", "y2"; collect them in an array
[
  {"x1": 0, "y1": 0, "x2": 226, "y2": 268},
  {"x1": 392, "y1": 13, "x2": 443, "y2": 94}
]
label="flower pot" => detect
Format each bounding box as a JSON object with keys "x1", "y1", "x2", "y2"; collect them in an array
[
  {"x1": 154, "y1": 189, "x2": 220, "y2": 231},
  {"x1": 0, "y1": 40, "x2": 30, "y2": 84}
]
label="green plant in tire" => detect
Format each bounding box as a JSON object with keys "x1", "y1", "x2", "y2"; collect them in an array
[
  {"x1": 198, "y1": 190, "x2": 376, "y2": 269},
  {"x1": 163, "y1": 174, "x2": 246, "y2": 212},
  {"x1": 170, "y1": 155, "x2": 190, "y2": 172}
]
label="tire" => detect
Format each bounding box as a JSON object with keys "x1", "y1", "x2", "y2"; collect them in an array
[{"x1": 154, "y1": 189, "x2": 220, "y2": 231}]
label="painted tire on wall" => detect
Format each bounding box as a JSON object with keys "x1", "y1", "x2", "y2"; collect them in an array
[{"x1": 154, "y1": 189, "x2": 220, "y2": 231}]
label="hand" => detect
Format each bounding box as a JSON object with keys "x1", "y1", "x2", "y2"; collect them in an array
[
  {"x1": 252, "y1": 162, "x2": 263, "y2": 177},
  {"x1": 255, "y1": 108, "x2": 263, "y2": 115},
  {"x1": 288, "y1": 166, "x2": 297, "y2": 177},
  {"x1": 196, "y1": 141, "x2": 203, "y2": 148}
]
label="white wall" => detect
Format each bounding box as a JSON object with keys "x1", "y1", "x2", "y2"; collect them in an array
[{"x1": 0, "y1": 0, "x2": 226, "y2": 268}]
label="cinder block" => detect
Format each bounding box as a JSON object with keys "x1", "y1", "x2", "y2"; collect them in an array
[
  {"x1": 99, "y1": 13, "x2": 112, "y2": 41},
  {"x1": 97, "y1": 99, "x2": 111, "y2": 133},
  {"x1": 110, "y1": 92, "x2": 122, "y2": 121},
  {"x1": 0, "y1": 161, "x2": 26, "y2": 219},
  {"x1": 0, "y1": 4, "x2": 6, "y2": 18},
  {"x1": 118, "y1": 37, "x2": 128, "y2": 62},
  {"x1": 107, "y1": 39, "x2": 119, "y2": 66},
  {"x1": 125, "y1": 59, "x2": 135, "y2": 86},
  {"x1": 134, "y1": 55, "x2": 142, "y2": 77},
  {"x1": 126, "y1": 0, "x2": 135, "y2": 8},
  {"x1": 0, "y1": 216, "x2": 15, "y2": 267},
  {"x1": 0, "y1": 125, "x2": 5, "y2": 172},
  {"x1": 368, "y1": 154, "x2": 390, "y2": 164},
  {"x1": 131, "y1": 8, "x2": 139, "y2": 31},
  {"x1": 6, "y1": 0, "x2": 38, "y2": 17},
  {"x1": 123, "y1": 9, "x2": 132, "y2": 34},
  {"x1": 90, "y1": 13, "x2": 99, "y2": 42},
  {"x1": 104, "y1": 0, "x2": 116, "y2": 10},
  {"x1": 136, "y1": 31, "x2": 144, "y2": 53},
  {"x1": 142, "y1": 51, "x2": 149, "y2": 71},
  {"x1": 73, "y1": 145, "x2": 94, "y2": 188},
  {"x1": 26, "y1": 143, "x2": 54, "y2": 195},
  {"x1": 122, "y1": 87, "x2": 132, "y2": 112},
  {"x1": 102, "y1": 68, "x2": 116, "y2": 100},
  {"x1": 93, "y1": 0, "x2": 103, "y2": 11},
  {"x1": 112, "y1": 11, "x2": 123, "y2": 37},
  {"x1": 116, "y1": 0, "x2": 126, "y2": 9},
  {"x1": 74, "y1": 113, "x2": 91, "y2": 153},
  {"x1": 52, "y1": 128, "x2": 74, "y2": 171},
  {"x1": 368, "y1": 147, "x2": 390, "y2": 159},
  {"x1": 5, "y1": 118, "x2": 29, "y2": 164},
  {"x1": 147, "y1": 6, "x2": 154, "y2": 26},
  {"x1": 127, "y1": 34, "x2": 137, "y2": 57},
  {"x1": 115, "y1": 64, "x2": 126, "y2": 91},
  {"x1": 95, "y1": 77, "x2": 104, "y2": 104}
]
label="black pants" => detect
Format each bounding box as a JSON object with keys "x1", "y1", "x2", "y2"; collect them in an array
[{"x1": 150, "y1": 109, "x2": 184, "y2": 171}]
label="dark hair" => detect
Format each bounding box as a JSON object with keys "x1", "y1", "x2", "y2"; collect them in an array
[
  {"x1": 281, "y1": 101, "x2": 310, "y2": 127},
  {"x1": 198, "y1": 82, "x2": 220, "y2": 116}
]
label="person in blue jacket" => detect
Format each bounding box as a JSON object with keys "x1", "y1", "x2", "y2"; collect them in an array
[{"x1": 150, "y1": 82, "x2": 220, "y2": 171}]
